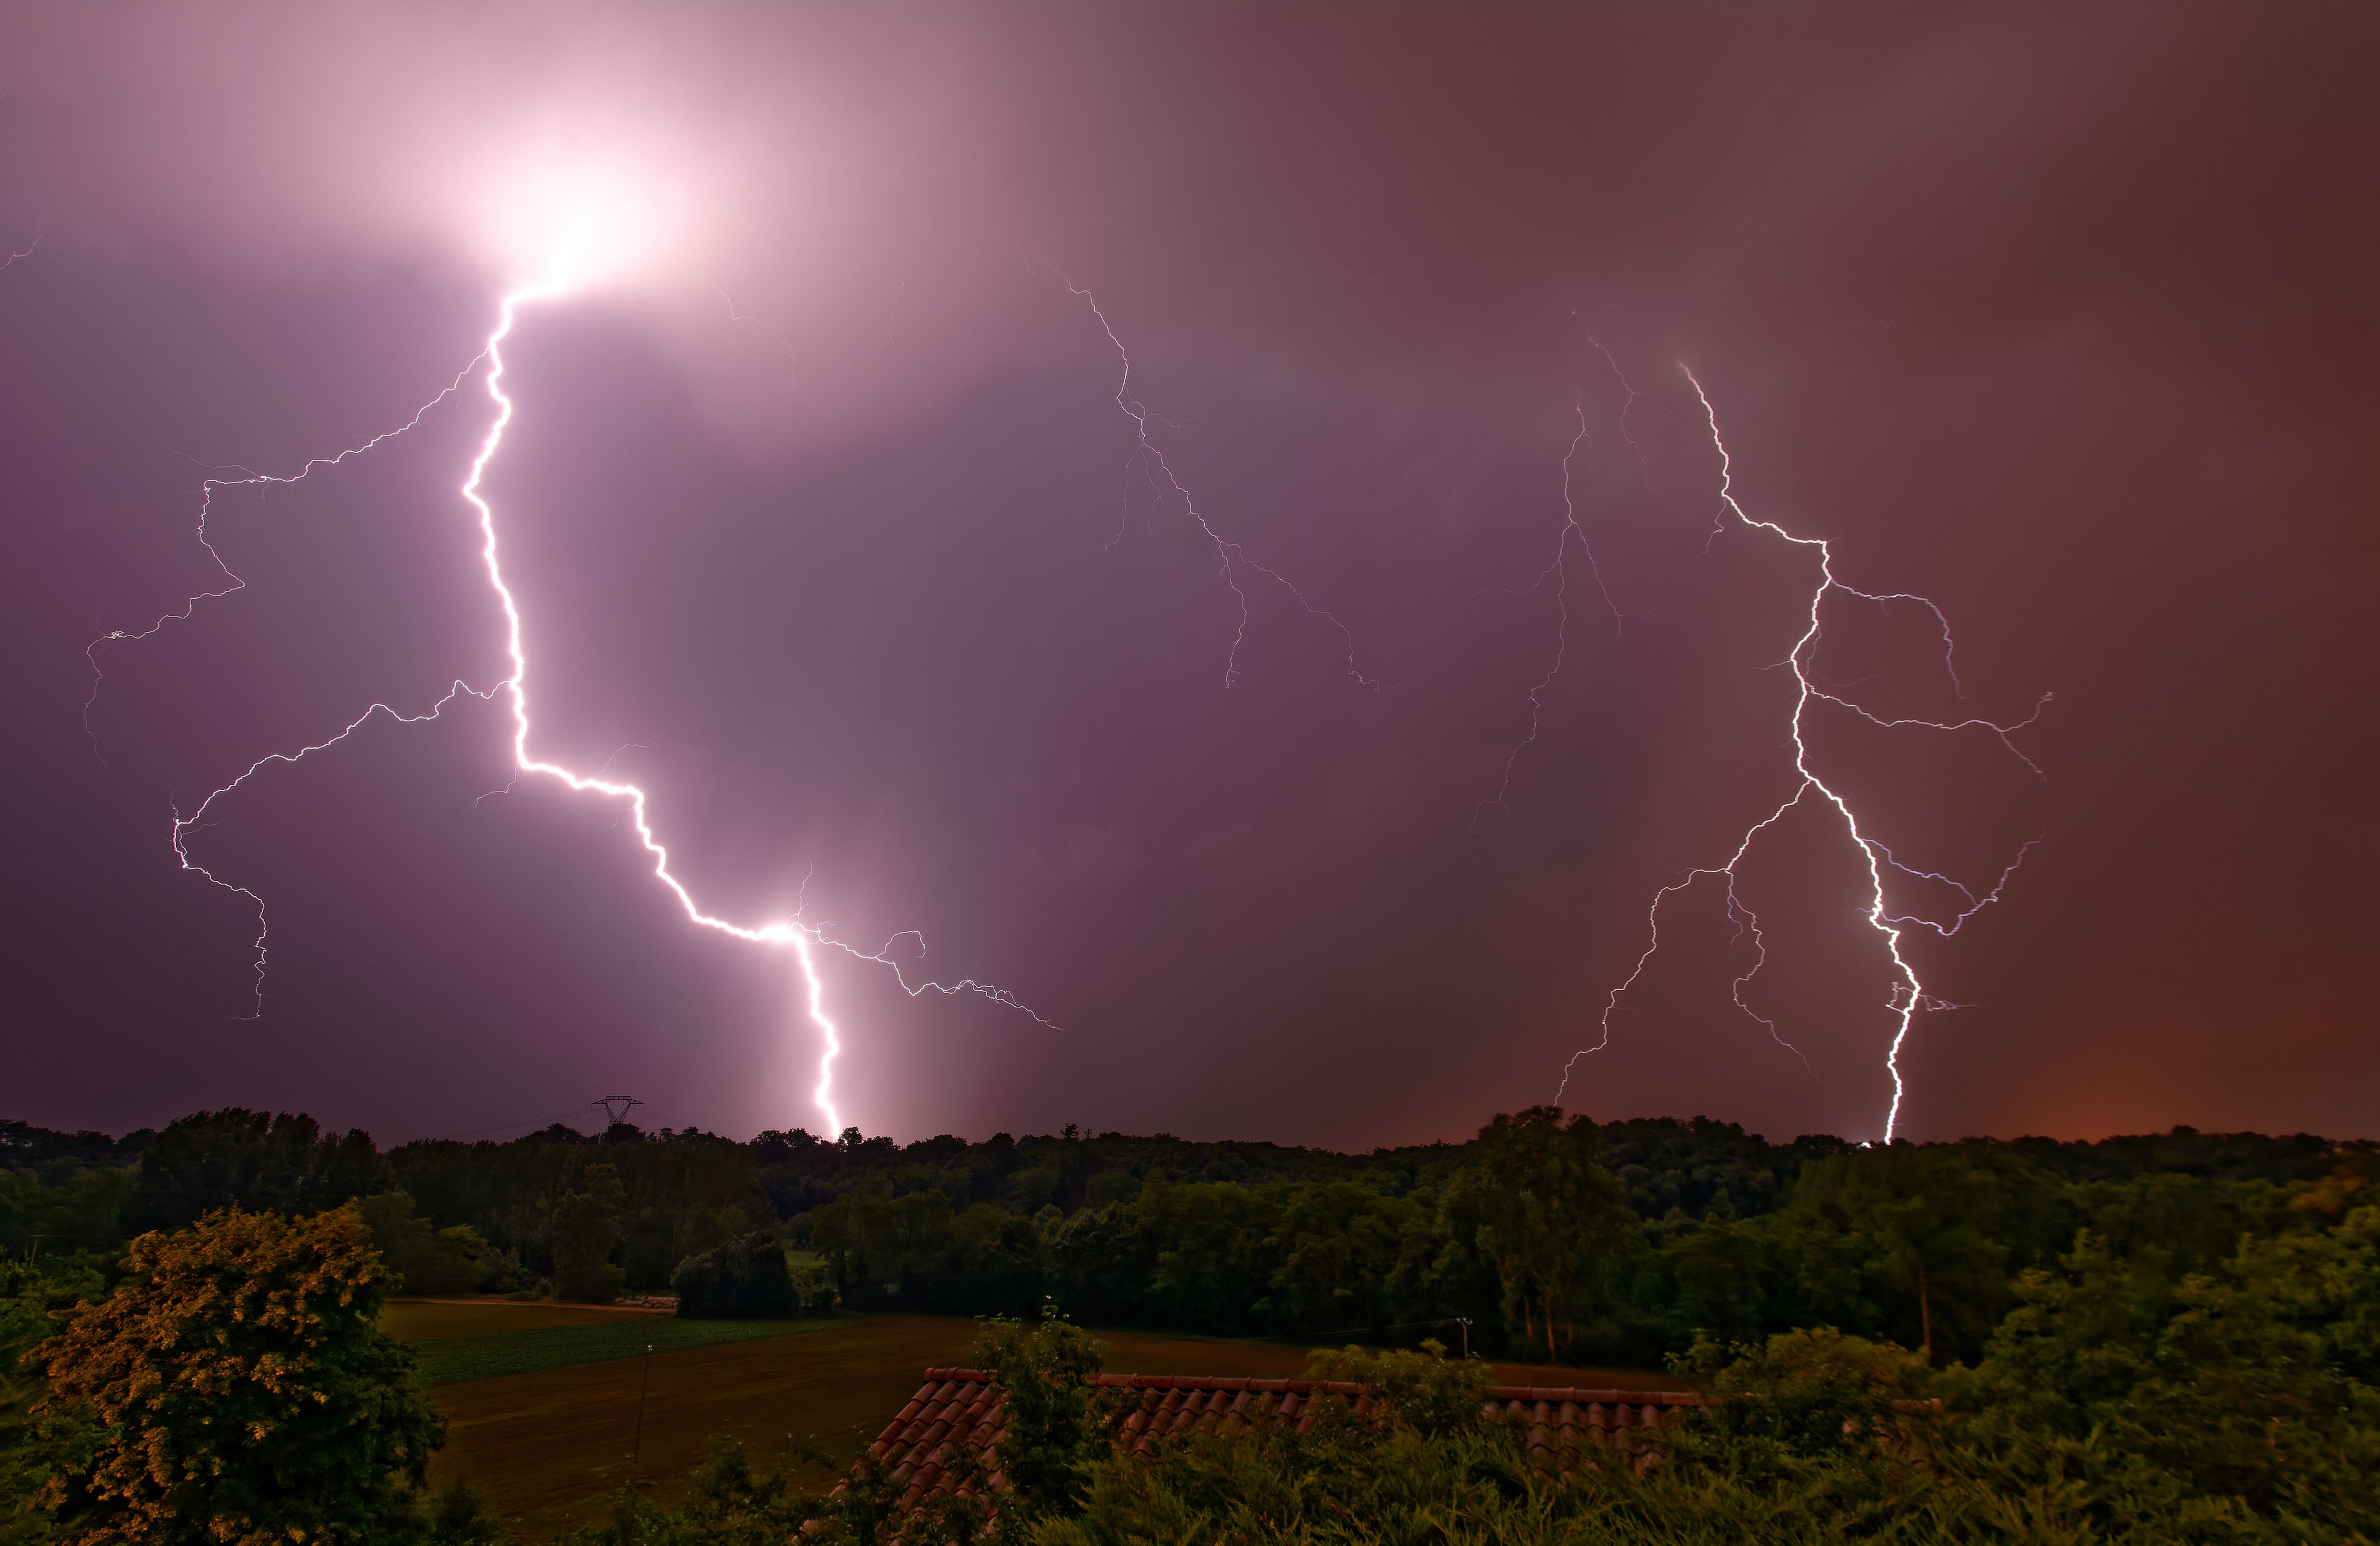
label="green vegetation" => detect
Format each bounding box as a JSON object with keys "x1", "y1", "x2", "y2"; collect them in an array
[
  {"x1": 2, "y1": 1103, "x2": 2374, "y2": 1540},
  {"x1": 118, "y1": 1110, "x2": 387, "y2": 1238},
  {"x1": 409, "y1": 1312, "x2": 838, "y2": 1387},
  {"x1": 11, "y1": 1103, "x2": 2347, "y2": 1361},
  {"x1": 562, "y1": 1218, "x2": 2380, "y2": 1544},
  {"x1": 0, "y1": 1261, "x2": 104, "y2": 1546},
  {"x1": 1033, "y1": 1197, "x2": 2380, "y2": 1544},
  {"x1": 672, "y1": 1231, "x2": 831, "y2": 1319},
  {"x1": 22, "y1": 1206, "x2": 456, "y2": 1545},
  {"x1": 360, "y1": 1192, "x2": 514, "y2": 1296}
]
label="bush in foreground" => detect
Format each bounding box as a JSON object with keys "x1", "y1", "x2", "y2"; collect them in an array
[{"x1": 28, "y1": 1205, "x2": 447, "y2": 1545}]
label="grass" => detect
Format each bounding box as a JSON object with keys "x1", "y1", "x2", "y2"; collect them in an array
[
  {"x1": 426, "y1": 1313, "x2": 982, "y2": 1534},
  {"x1": 383, "y1": 1299, "x2": 652, "y2": 1342},
  {"x1": 409, "y1": 1311, "x2": 841, "y2": 1387}
]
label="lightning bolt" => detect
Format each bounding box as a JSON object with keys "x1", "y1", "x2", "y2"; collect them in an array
[
  {"x1": 1472, "y1": 398, "x2": 1621, "y2": 830},
  {"x1": 82, "y1": 359, "x2": 487, "y2": 749},
  {"x1": 1586, "y1": 330, "x2": 1653, "y2": 492},
  {"x1": 1558, "y1": 364, "x2": 2047, "y2": 1141},
  {"x1": 1064, "y1": 278, "x2": 1377, "y2": 691},
  {"x1": 0, "y1": 221, "x2": 38, "y2": 274},
  {"x1": 93, "y1": 280, "x2": 1060, "y2": 1136}
]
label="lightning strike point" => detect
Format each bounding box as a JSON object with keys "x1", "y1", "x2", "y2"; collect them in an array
[
  {"x1": 1565, "y1": 362, "x2": 2046, "y2": 1141},
  {"x1": 98, "y1": 264, "x2": 1058, "y2": 1134}
]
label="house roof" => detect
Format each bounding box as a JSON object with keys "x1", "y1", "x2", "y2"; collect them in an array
[{"x1": 867, "y1": 1367, "x2": 1713, "y2": 1506}]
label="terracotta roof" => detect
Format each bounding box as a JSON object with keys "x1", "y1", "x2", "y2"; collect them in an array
[{"x1": 865, "y1": 1368, "x2": 1714, "y2": 1507}]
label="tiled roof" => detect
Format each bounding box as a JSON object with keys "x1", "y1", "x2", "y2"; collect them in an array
[{"x1": 865, "y1": 1368, "x2": 1714, "y2": 1507}]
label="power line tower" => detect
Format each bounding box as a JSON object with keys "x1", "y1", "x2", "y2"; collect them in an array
[{"x1": 593, "y1": 1095, "x2": 645, "y2": 1129}]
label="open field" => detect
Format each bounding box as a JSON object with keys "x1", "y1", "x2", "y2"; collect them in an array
[
  {"x1": 387, "y1": 1298, "x2": 840, "y2": 1387},
  {"x1": 416, "y1": 1311, "x2": 1684, "y2": 1534},
  {"x1": 414, "y1": 1315, "x2": 841, "y2": 1387},
  {"x1": 383, "y1": 1298, "x2": 662, "y2": 1341}
]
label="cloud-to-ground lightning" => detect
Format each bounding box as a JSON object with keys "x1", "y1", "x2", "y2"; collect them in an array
[
  {"x1": 92, "y1": 274, "x2": 1058, "y2": 1135},
  {"x1": 1065, "y1": 278, "x2": 1378, "y2": 691},
  {"x1": 1558, "y1": 365, "x2": 2049, "y2": 1141}
]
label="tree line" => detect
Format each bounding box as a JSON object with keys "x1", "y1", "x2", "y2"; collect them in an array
[
  {"x1": 2, "y1": 1106, "x2": 2373, "y2": 1542},
  {"x1": 0, "y1": 1105, "x2": 2347, "y2": 1368}
]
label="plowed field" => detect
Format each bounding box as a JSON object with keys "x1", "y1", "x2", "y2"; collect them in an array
[{"x1": 414, "y1": 1312, "x2": 1679, "y2": 1533}]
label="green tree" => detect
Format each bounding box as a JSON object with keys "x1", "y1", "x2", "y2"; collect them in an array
[
  {"x1": 672, "y1": 1232, "x2": 797, "y2": 1318},
  {"x1": 2, "y1": 1259, "x2": 107, "y2": 1545},
  {"x1": 1792, "y1": 1146, "x2": 2018, "y2": 1363},
  {"x1": 552, "y1": 1162, "x2": 628, "y2": 1304},
  {"x1": 1950, "y1": 1209, "x2": 2380, "y2": 1534},
  {"x1": 1445, "y1": 1107, "x2": 1634, "y2": 1362},
  {"x1": 30, "y1": 1205, "x2": 445, "y2": 1545},
  {"x1": 357, "y1": 1193, "x2": 500, "y2": 1297},
  {"x1": 0, "y1": 1170, "x2": 134, "y2": 1263},
  {"x1": 120, "y1": 1111, "x2": 386, "y2": 1237}
]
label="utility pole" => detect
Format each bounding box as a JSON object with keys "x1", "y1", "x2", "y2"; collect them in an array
[
  {"x1": 629, "y1": 1342, "x2": 653, "y2": 1489},
  {"x1": 1455, "y1": 1317, "x2": 1473, "y2": 1360}
]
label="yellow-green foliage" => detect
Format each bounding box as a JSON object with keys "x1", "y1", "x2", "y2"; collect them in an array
[{"x1": 30, "y1": 1206, "x2": 445, "y2": 1546}]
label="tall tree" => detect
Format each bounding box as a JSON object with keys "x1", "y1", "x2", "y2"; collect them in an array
[
  {"x1": 120, "y1": 1110, "x2": 386, "y2": 1236},
  {"x1": 550, "y1": 1162, "x2": 628, "y2": 1304},
  {"x1": 1446, "y1": 1107, "x2": 1634, "y2": 1362},
  {"x1": 1793, "y1": 1146, "x2": 2018, "y2": 1363}
]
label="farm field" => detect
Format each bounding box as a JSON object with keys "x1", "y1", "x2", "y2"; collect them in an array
[
  {"x1": 383, "y1": 1298, "x2": 660, "y2": 1341},
  {"x1": 386, "y1": 1297, "x2": 840, "y2": 1386},
  {"x1": 415, "y1": 1310, "x2": 1684, "y2": 1534}
]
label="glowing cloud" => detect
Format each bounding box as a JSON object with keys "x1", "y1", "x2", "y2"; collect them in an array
[
  {"x1": 90, "y1": 196, "x2": 1058, "y2": 1135},
  {"x1": 478, "y1": 161, "x2": 679, "y2": 296}
]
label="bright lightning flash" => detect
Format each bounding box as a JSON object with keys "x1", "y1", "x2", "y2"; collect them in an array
[
  {"x1": 91, "y1": 195, "x2": 1056, "y2": 1137},
  {"x1": 1558, "y1": 365, "x2": 2050, "y2": 1141}
]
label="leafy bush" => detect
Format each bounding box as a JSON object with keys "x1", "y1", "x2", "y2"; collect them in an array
[
  {"x1": 673, "y1": 1232, "x2": 800, "y2": 1318},
  {"x1": 974, "y1": 1310, "x2": 1106, "y2": 1522},
  {"x1": 358, "y1": 1193, "x2": 505, "y2": 1296},
  {"x1": 1, "y1": 1260, "x2": 106, "y2": 1545},
  {"x1": 28, "y1": 1204, "x2": 446, "y2": 1544},
  {"x1": 1671, "y1": 1326, "x2": 1931, "y2": 1456},
  {"x1": 1304, "y1": 1338, "x2": 1492, "y2": 1437}
]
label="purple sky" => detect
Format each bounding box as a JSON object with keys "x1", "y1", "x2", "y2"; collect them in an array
[{"x1": 4, "y1": 2, "x2": 2375, "y2": 1148}]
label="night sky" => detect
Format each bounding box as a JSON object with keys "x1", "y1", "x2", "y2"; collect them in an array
[{"x1": 4, "y1": 3, "x2": 2374, "y2": 1148}]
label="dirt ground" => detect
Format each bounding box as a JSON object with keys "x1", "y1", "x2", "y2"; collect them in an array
[
  {"x1": 384, "y1": 1298, "x2": 664, "y2": 1341},
  {"x1": 424, "y1": 1312, "x2": 1683, "y2": 1534}
]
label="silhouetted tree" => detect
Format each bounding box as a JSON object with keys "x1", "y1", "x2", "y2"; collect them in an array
[
  {"x1": 672, "y1": 1232, "x2": 796, "y2": 1318},
  {"x1": 120, "y1": 1110, "x2": 386, "y2": 1235},
  {"x1": 1445, "y1": 1107, "x2": 1634, "y2": 1362},
  {"x1": 551, "y1": 1162, "x2": 628, "y2": 1303}
]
